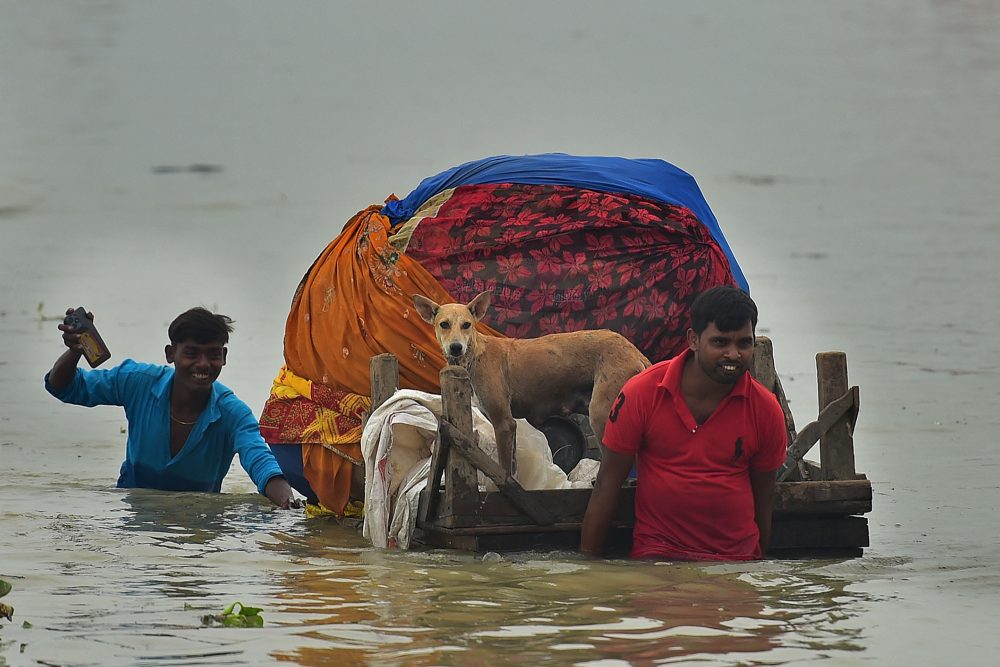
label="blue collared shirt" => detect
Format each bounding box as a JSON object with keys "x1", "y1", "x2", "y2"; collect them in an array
[{"x1": 45, "y1": 359, "x2": 283, "y2": 494}]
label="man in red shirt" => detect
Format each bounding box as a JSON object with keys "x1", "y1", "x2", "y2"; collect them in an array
[{"x1": 581, "y1": 286, "x2": 787, "y2": 560}]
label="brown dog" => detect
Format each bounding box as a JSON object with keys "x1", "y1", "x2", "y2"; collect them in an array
[{"x1": 413, "y1": 291, "x2": 650, "y2": 475}]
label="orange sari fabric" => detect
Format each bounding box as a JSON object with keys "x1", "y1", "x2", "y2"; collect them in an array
[
  {"x1": 283, "y1": 204, "x2": 462, "y2": 395},
  {"x1": 262, "y1": 204, "x2": 497, "y2": 514}
]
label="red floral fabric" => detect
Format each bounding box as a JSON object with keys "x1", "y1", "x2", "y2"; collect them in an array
[{"x1": 403, "y1": 183, "x2": 737, "y2": 362}]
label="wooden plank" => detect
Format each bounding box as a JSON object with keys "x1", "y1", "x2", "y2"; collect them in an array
[
  {"x1": 440, "y1": 422, "x2": 555, "y2": 525},
  {"x1": 775, "y1": 480, "x2": 871, "y2": 505},
  {"x1": 776, "y1": 478, "x2": 872, "y2": 516},
  {"x1": 777, "y1": 387, "x2": 858, "y2": 482},
  {"x1": 418, "y1": 435, "x2": 447, "y2": 525},
  {"x1": 770, "y1": 516, "x2": 869, "y2": 550},
  {"x1": 421, "y1": 531, "x2": 482, "y2": 551},
  {"x1": 777, "y1": 500, "x2": 871, "y2": 516},
  {"x1": 423, "y1": 479, "x2": 870, "y2": 533},
  {"x1": 423, "y1": 516, "x2": 867, "y2": 554},
  {"x1": 432, "y1": 522, "x2": 593, "y2": 535},
  {"x1": 817, "y1": 352, "x2": 857, "y2": 480},
  {"x1": 419, "y1": 487, "x2": 871, "y2": 553},
  {"x1": 423, "y1": 525, "x2": 633, "y2": 556},
  {"x1": 431, "y1": 485, "x2": 634, "y2": 528},
  {"x1": 797, "y1": 460, "x2": 822, "y2": 481}
]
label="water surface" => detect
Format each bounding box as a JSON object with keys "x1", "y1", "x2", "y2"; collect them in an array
[{"x1": 2, "y1": 2, "x2": 999, "y2": 665}]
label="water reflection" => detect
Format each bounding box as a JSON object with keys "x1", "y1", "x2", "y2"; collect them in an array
[
  {"x1": 265, "y1": 550, "x2": 871, "y2": 667},
  {"x1": 3, "y1": 489, "x2": 875, "y2": 666},
  {"x1": 117, "y1": 488, "x2": 279, "y2": 548}
]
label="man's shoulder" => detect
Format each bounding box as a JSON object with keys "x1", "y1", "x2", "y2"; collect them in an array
[
  {"x1": 211, "y1": 382, "x2": 254, "y2": 416},
  {"x1": 624, "y1": 352, "x2": 682, "y2": 395},
  {"x1": 97, "y1": 359, "x2": 169, "y2": 384},
  {"x1": 744, "y1": 375, "x2": 785, "y2": 418},
  {"x1": 629, "y1": 358, "x2": 672, "y2": 387},
  {"x1": 745, "y1": 374, "x2": 780, "y2": 402},
  {"x1": 115, "y1": 359, "x2": 168, "y2": 374}
]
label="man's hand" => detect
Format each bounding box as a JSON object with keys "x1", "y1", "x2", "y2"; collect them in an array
[
  {"x1": 47, "y1": 307, "x2": 93, "y2": 391},
  {"x1": 58, "y1": 307, "x2": 94, "y2": 352},
  {"x1": 264, "y1": 476, "x2": 303, "y2": 509}
]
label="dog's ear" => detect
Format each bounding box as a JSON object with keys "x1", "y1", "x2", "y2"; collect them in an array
[
  {"x1": 412, "y1": 294, "x2": 440, "y2": 323},
  {"x1": 467, "y1": 291, "x2": 492, "y2": 321}
]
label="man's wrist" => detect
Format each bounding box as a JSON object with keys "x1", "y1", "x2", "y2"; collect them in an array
[{"x1": 264, "y1": 474, "x2": 286, "y2": 492}]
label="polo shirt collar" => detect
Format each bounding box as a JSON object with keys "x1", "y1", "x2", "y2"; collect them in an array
[{"x1": 657, "y1": 348, "x2": 751, "y2": 399}]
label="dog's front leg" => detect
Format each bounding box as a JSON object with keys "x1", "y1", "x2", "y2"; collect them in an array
[
  {"x1": 477, "y1": 386, "x2": 518, "y2": 477},
  {"x1": 491, "y1": 413, "x2": 517, "y2": 478}
]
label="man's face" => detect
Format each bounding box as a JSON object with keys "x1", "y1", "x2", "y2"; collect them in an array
[
  {"x1": 687, "y1": 321, "x2": 754, "y2": 385},
  {"x1": 165, "y1": 339, "x2": 227, "y2": 390}
]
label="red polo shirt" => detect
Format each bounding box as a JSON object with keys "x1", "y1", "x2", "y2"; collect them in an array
[{"x1": 603, "y1": 349, "x2": 787, "y2": 560}]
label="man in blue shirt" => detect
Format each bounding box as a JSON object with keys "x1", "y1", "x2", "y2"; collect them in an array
[{"x1": 45, "y1": 307, "x2": 301, "y2": 509}]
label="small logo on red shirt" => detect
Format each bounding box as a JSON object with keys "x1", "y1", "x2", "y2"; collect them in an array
[
  {"x1": 733, "y1": 437, "x2": 743, "y2": 461},
  {"x1": 609, "y1": 391, "x2": 626, "y2": 423}
]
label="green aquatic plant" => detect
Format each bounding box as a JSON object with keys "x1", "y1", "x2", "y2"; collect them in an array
[
  {"x1": 201, "y1": 601, "x2": 263, "y2": 628},
  {"x1": 0, "y1": 578, "x2": 13, "y2": 622}
]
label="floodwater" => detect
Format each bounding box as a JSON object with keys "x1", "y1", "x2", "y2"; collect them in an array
[{"x1": 1, "y1": 1, "x2": 998, "y2": 665}]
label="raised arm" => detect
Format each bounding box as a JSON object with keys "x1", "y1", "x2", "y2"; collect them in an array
[
  {"x1": 47, "y1": 308, "x2": 90, "y2": 391},
  {"x1": 580, "y1": 447, "x2": 634, "y2": 557}
]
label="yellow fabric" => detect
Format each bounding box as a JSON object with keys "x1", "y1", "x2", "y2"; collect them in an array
[
  {"x1": 305, "y1": 499, "x2": 364, "y2": 520},
  {"x1": 266, "y1": 365, "x2": 369, "y2": 449},
  {"x1": 269, "y1": 365, "x2": 315, "y2": 401}
]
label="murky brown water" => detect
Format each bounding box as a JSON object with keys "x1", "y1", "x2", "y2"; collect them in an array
[{"x1": 2, "y1": 1, "x2": 999, "y2": 665}]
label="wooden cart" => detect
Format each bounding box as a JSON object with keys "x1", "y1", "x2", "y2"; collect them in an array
[{"x1": 367, "y1": 337, "x2": 871, "y2": 556}]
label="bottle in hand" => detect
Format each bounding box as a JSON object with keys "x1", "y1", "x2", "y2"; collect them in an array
[{"x1": 64, "y1": 307, "x2": 112, "y2": 368}]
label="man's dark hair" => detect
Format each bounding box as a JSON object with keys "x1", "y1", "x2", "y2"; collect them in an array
[
  {"x1": 168, "y1": 307, "x2": 234, "y2": 344},
  {"x1": 689, "y1": 286, "x2": 758, "y2": 334}
]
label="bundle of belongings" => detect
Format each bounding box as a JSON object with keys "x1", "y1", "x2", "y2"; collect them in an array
[
  {"x1": 259, "y1": 153, "x2": 746, "y2": 546},
  {"x1": 362, "y1": 390, "x2": 601, "y2": 549}
]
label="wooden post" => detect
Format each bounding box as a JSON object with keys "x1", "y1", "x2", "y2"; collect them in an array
[
  {"x1": 369, "y1": 353, "x2": 399, "y2": 413},
  {"x1": 419, "y1": 365, "x2": 480, "y2": 525},
  {"x1": 817, "y1": 351, "x2": 856, "y2": 480},
  {"x1": 752, "y1": 336, "x2": 797, "y2": 449},
  {"x1": 777, "y1": 386, "x2": 858, "y2": 482},
  {"x1": 361, "y1": 354, "x2": 399, "y2": 500},
  {"x1": 440, "y1": 366, "x2": 480, "y2": 518}
]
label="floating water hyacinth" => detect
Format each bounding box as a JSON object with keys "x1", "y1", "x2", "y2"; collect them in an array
[{"x1": 201, "y1": 601, "x2": 263, "y2": 628}]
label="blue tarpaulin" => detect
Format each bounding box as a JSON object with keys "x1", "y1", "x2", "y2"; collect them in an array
[{"x1": 382, "y1": 153, "x2": 748, "y2": 292}]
